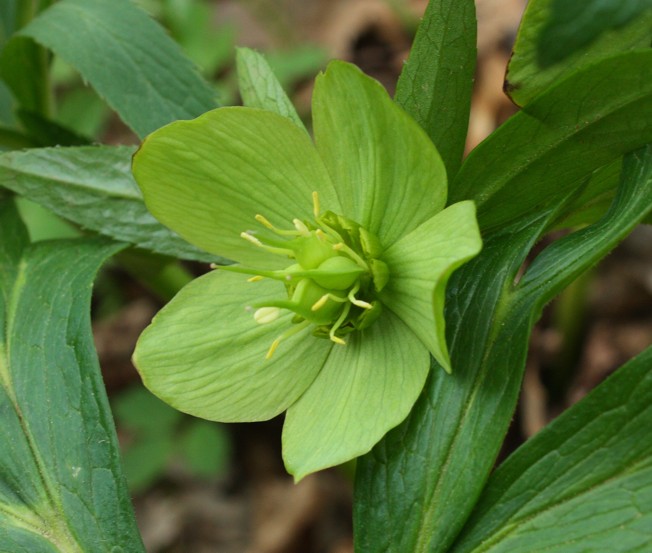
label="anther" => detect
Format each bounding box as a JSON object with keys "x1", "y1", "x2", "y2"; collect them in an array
[
  {"x1": 254, "y1": 307, "x2": 281, "y2": 324},
  {"x1": 293, "y1": 219, "x2": 310, "y2": 235},
  {"x1": 254, "y1": 214, "x2": 275, "y2": 230},
  {"x1": 266, "y1": 338, "x2": 281, "y2": 360},
  {"x1": 248, "y1": 275, "x2": 264, "y2": 282},
  {"x1": 240, "y1": 232, "x2": 263, "y2": 247},
  {"x1": 315, "y1": 229, "x2": 328, "y2": 242},
  {"x1": 311, "y1": 294, "x2": 330, "y2": 311},
  {"x1": 312, "y1": 191, "x2": 320, "y2": 218}
]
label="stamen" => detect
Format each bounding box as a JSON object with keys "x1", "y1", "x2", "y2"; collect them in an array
[
  {"x1": 311, "y1": 293, "x2": 347, "y2": 312},
  {"x1": 256, "y1": 214, "x2": 301, "y2": 236},
  {"x1": 265, "y1": 320, "x2": 311, "y2": 360},
  {"x1": 240, "y1": 231, "x2": 262, "y2": 247},
  {"x1": 210, "y1": 263, "x2": 219, "y2": 270},
  {"x1": 312, "y1": 191, "x2": 320, "y2": 218},
  {"x1": 348, "y1": 291, "x2": 372, "y2": 309},
  {"x1": 311, "y1": 294, "x2": 330, "y2": 312},
  {"x1": 332, "y1": 242, "x2": 369, "y2": 270},
  {"x1": 239, "y1": 232, "x2": 295, "y2": 257},
  {"x1": 315, "y1": 228, "x2": 328, "y2": 242},
  {"x1": 293, "y1": 219, "x2": 310, "y2": 235},
  {"x1": 248, "y1": 275, "x2": 264, "y2": 282},
  {"x1": 266, "y1": 338, "x2": 281, "y2": 360},
  {"x1": 254, "y1": 214, "x2": 275, "y2": 230},
  {"x1": 254, "y1": 307, "x2": 281, "y2": 324},
  {"x1": 329, "y1": 303, "x2": 351, "y2": 345}
]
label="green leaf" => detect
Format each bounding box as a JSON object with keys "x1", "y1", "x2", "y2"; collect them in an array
[
  {"x1": 451, "y1": 345, "x2": 652, "y2": 552},
  {"x1": 113, "y1": 385, "x2": 183, "y2": 436},
  {"x1": 538, "y1": 0, "x2": 652, "y2": 67},
  {"x1": 0, "y1": 36, "x2": 50, "y2": 116},
  {"x1": 548, "y1": 159, "x2": 621, "y2": 230},
  {"x1": 0, "y1": 198, "x2": 144, "y2": 552},
  {"x1": 506, "y1": 0, "x2": 652, "y2": 106},
  {"x1": 17, "y1": 108, "x2": 90, "y2": 146},
  {"x1": 0, "y1": 2, "x2": 17, "y2": 48},
  {"x1": 133, "y1": 270, "x2": 333, "y2": 423},
  {"x1": 0, "y1": 145, "x2": 214, "y2": 262},
  {"x1": 132, "y1": 106, "x2": 339, "y2": 267},
  {"x1": 394, "y1": 0, "x2": 476, "y2": 177},
  {"x1": 354, "y1": 146, "x2": 652, "y2": 552},
  {"x1": 18, "y1": 0, "x2": 217, "y2": 138},
  {"x1": 283, "y1": 310, "x2": 430, "y2": 481},
  {"x1": 313, "y1": 61, "x2": 447, "y2": 249},
  {"x1": 379, "y1": 201, "x2": 481, "y2": 372},
  {"x1": 121, "y1": 436, "x2": 173, "y2": 493},
  {"x1": 236, "y1": 47, "x2": 304, "y2": 130},
  {"x1": 180, "y1": 420, "x2": 230, "y2": 478},
  {"x1": 452, "y1": 50, "x2": 652, "y2": 233}
]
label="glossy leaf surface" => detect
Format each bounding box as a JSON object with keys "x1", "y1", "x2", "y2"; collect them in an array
[
  {"x1": 453, "y1": 50, "x2": 652, "y2": 232},
  {"x1": 452, "y1": 345, "x2": 652, "y2": 552},
  {"x1": 506, "y1": 0, "x2": 652, "y2": 106},
  {"x1": 0, "y1": 145, "x2": 214, "y2": 261},
  {"x1": 0, "y1": 197, "x2": 144, "y2": 552},
  {"x1": 18, "y1": 0, "x2": 216, "y2": 138},
  {"x1": 394, "y1": 0, "x2": 476, "y2": 177},
  {"x1": 354, "y1": 143, "x2": 652, "y2": 552}
]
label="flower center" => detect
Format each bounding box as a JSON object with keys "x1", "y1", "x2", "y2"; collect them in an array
[{"x1": 221, "y1": 192, "x2": 389, "y2": 358}]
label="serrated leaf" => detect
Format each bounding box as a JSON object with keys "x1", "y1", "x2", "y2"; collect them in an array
[
  {"x1": 506, "y1": 0, "x2": 652, "y2": 106},
  {"x1": 354, "y1": 147, "x2": 652, "y2": 552},
  {"x1": 0, "y1": 198, "x2": 144, "y2": 552},
  {"x1": 0, "y1": 145, "x2": 217, "y2": 262},
  {"x1": 453, "y1": 50, "x2": 652, "y2": 233},
  {"x1": 17, "y1": 0, "x2": 217, "y2": 138},
  {"x1": 394, "y1": 0, "x2": 476, "y2": 178},
  {"x1": 451, "y1": 345, "x2": 652, "y2": 553}
]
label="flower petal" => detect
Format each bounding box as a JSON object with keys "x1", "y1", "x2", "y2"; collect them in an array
[
  {"x1": 282, "y1": 311, "x2": 430, "y2": 480},
  {"x1": 379, "y1": 200, "x2": 482, "y2": 372},
  {"x1": 133, "y1": 270, "x2": 333, "y2": 422},
  {"x1": 313, "y1": 61, "x2": 447, "y2": 249},
  {"x1": 133, "y1": 107, "x2": 341, "y2": 267}
]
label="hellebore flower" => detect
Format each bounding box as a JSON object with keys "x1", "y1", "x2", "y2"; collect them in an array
[{"x1": 132, "y1": 61, "x2": 482, "y2": 480}]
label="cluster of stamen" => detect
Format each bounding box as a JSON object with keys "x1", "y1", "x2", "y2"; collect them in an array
[{"x1": 218, "y1": 192, "x2": 388, "y2": 359}]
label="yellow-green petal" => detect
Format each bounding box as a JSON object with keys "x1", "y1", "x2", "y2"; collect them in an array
[
  {"x1": 133, "y1": 270, "x2": 333, "y2": 422},
  {"x1": 379, "y1": 200, "x2": 482, "y2": 372},
  {"x1": 312, "y1": 61, "x2": 447, "y2": 249},
  {"x1": 282, "y1": 311, "x2": 430, "y2": 480},
  {"x1": 133, "y1": 107, "x2": 341, "y2": 267}
]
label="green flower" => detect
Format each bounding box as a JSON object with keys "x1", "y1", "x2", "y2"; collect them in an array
[{"x1": 131, "y1": 61, "x2": 482, "y2": 480}]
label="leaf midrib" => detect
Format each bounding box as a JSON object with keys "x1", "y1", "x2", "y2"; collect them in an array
[{"x1": 1, "y1": 257, "x2": 84, "y2": 553}]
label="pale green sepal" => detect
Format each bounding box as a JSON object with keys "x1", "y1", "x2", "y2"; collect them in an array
[
  {"x1": 379, "y1": 201, "x2": 482, "y2": 372},
  {"x1": 312, "y1": 61, "x2": 447, "y2": 249},
  {"x1": 282, "y1": 311, "x2": 430, "y2": 480},
  {"x1": 236, "y1": 47, "x2": 306, "y2": 131},
  {"x1": 133, "y1": 270, "x2": 333, "y2": 422},
  {"x1": 132, "y1": 107, "x2": 341, "y2": 268}
]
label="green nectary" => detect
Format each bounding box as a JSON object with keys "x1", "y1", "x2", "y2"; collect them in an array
[{"x1": 221, "y1": 192, "x2": 388, "y2": 357}]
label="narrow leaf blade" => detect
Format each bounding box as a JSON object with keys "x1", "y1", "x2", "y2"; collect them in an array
[
  {"x1": 236, "y1": 47, "x2": 305, "y2": 130},
  {"x1": 451, "y1": 346, "x2": 652, "y2": 553},
  {"x1": 354, "y1": 143, "x2": 652, "y2": 552},
  {"x1": 506, "y1": 0, "x2": 652, "y2": 106},
  {"x1": 395, "y1": 0, "x2": 476, "y2": 178},
  {"x1": 453, "y1": 50, "x2": 652, "y2": 232},
  {"x1": 0, "y1": 199, "x2": 144, "y2": 551},
  {"x1": 19, "y1": 0, "x2": 217, "y2": 138},
  {"x1": 0, "y1": 145, "x2": 215, "y2": 261}
]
